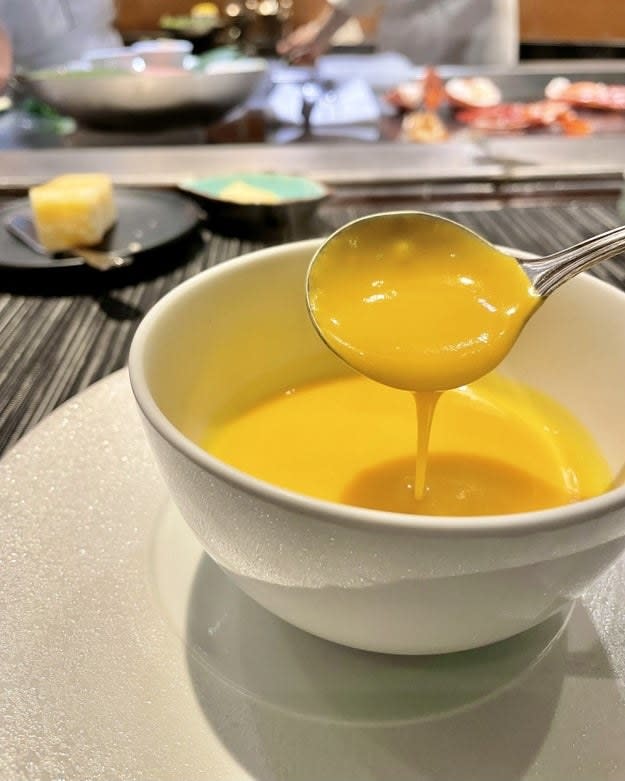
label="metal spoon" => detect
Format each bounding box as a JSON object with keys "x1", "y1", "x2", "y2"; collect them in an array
[
  {"x1": 306, "y1": 211, "x2": 625, "y2": 388},
  {"x1": 522, "y1": 222, "x2": 625, "y2": 296},
  {"x1": 308, "y1": 210, "x2": 625, "y2": 301},
  {"x1": 4, "y1": 213, "x2": 136, "y2": 271}
]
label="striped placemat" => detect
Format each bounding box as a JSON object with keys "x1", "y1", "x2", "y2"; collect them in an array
[{"x1": 1, "y1": 198, "x2": 624, "y2": 456}]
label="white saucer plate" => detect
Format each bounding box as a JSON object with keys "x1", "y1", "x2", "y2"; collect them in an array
[{"x1": 1, "y1": 370, "x2": 625, "y2": 780}]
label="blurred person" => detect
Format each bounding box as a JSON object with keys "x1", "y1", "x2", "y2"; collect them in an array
[
  {"x1": 0, "y1": 0, "x2": 121, "y2": 75},
  {"x1": 278, "y1": 0, "x2": 518, "y2": 66}
]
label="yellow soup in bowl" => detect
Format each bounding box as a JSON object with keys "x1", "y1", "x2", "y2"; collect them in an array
[{"x1": 204, "y1": 370, "x2": 611, "y2": 517}]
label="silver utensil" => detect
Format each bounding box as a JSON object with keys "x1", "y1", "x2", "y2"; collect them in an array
[
  {"x1": 307, "y1": 211, "x2": 625, "y2": 301},
  {"x1": 305, "y1": 211, "x2": 625, "y2": 391},
  {"x1": 522, "y1": 222, "x2": 625, "y2": 296},
  {"x1": 4, "y1": 214, "x2": 138, "y2": 271}
]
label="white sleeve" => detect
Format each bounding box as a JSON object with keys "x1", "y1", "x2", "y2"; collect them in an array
[
  {"x1": 413, "y1": 0, "x2": 495, "y2": 34},
  {"x1": 328, "y1": 0, "x2": 492, "y2": 26},
  {"x1": 328, "y1": 0, "x2": 384, "y2": 17},
  {"x1": 375, "y1": 0, "x2": 505, "y2": 63},
  {"x1": 0, "y1": 0, "x2": 72, "y2": 59},
  {"x1": 1, "y1": 0, "x2": 120, "y2": 69}
]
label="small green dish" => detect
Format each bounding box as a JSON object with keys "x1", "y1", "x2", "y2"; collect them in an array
[{"x1": 179, "y1": 173, "x2": 329, "y2": 233}]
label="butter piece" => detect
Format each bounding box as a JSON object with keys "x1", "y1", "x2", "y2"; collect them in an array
[
  {"x1": 218, "y1": 180, "x2": 281, "y2": 205},
  {"x1": 29, "y1": 173, "x2": 117, "y2": 252}
]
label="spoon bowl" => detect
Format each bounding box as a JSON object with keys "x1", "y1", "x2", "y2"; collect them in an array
[
  {"x1": 306, "y1": 211, "x2": 625, "y2": 391},
  {"x1": 306, "y1": 211, "x2": 539, "y2": 392}
]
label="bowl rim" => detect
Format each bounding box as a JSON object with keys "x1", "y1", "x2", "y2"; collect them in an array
[
  {"x1": 25, "y1": 57, "x2": 267, "y2": 82},
  {"x1": 131, "y1": 39, "x2": 194, "y2": 52},
  {"x1": 128, "y1": 237, "x2": 625, "y2": 538}
]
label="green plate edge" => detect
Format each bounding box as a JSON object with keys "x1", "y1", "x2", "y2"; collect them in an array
[{"x1": 180, "y1": 173, "x2": 329, "y2": 204}]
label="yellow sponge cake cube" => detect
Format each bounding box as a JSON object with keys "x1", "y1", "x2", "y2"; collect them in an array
[{"x1": 29, "y1": 174, "x2": 117, "y2": 252}]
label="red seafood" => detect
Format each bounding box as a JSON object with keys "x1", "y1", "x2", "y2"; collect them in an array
[
  {"x1": 422, "y1": 66, "x2": 446, "y2": 112},
  {"x1": 545, "y1": 78, "x2": 625, "y2": 111},
  {"x1": 385, "y1": 81, "x2": 423, "y2": 112},
  {"x1": 456, "y1": 100, "x2": 570, "y2": 131},
  {"x1": 556, "y1": 109, "x2": 593, "y2": 136},
  {"x1": 384, "y1": 66, "x2": 445, "y2": 113},
  {"x1": 445, "y1": 76, "x2": 501, "y2": 109}
]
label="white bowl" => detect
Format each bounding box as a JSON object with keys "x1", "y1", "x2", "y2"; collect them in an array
[
  {"x1": 129, "y1": 238, "x2": 625, "y2": 654},
  {"x1": 131, "y1": 39, "x2": 193, "y2": 69},
  {"x1": 132, "y1": 38, "x2": 193, "y2": 53},
  {"x1": 83, "y1": 48, "x2": 140, "y2": 70}
]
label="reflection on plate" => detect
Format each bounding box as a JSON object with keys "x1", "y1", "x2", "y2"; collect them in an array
[
  {"x1": 0, "y1": 188, "x2": 201, "y2": 269},
  {"x1": 2, "y1": 371, "x2": 625, "y2": 779}
]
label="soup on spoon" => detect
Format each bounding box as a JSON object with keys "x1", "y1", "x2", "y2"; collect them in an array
[
  {"x1": 307, "y1": 212, "x2": 541, "y2": 392},
  {"x1": 306, "y1": 211, "x2": 542, "y2": 499}
]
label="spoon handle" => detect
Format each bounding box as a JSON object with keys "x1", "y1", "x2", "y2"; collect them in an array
[
  {"x1": 74, "y1": 248, "x2": 132, "y2": 271},
  {"x1": 524, "y1": 224, "x2": 625, "y2": 296}
]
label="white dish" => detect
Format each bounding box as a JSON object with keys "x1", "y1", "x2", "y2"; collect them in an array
[
  {"x1": 2, "y1": 371, "x2": 625, "y2": 779},
  {"x1": 129, "y1": 237, "x2": 625, "y2": 654},
  {"x1": 131, "y1": 39, "x2": 194, "y2": 69}
]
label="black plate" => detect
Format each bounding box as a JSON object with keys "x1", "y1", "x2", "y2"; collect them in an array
[{"x1": 0, "y1": 188, "x2": 201, "y2": 269}]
